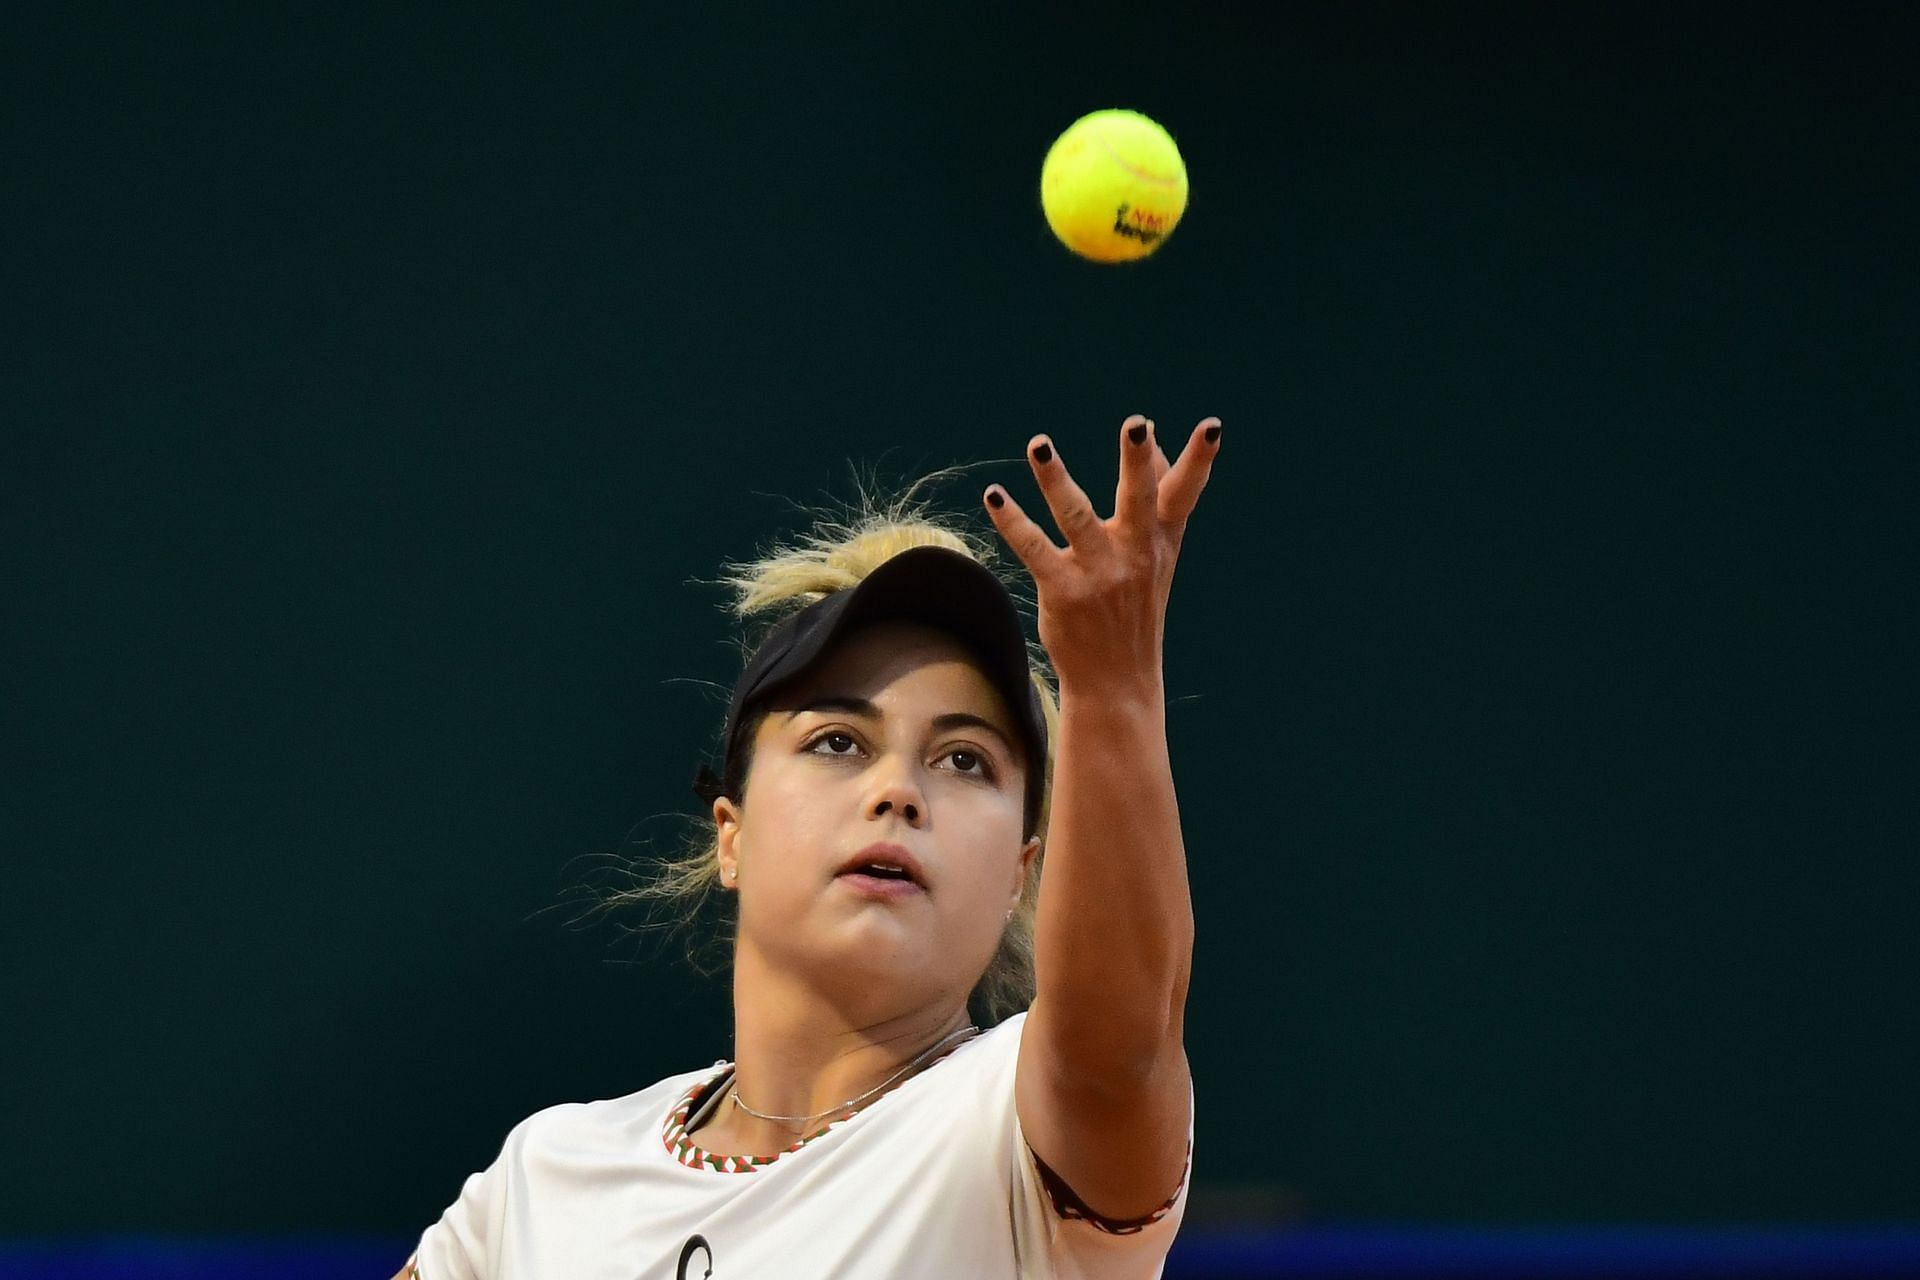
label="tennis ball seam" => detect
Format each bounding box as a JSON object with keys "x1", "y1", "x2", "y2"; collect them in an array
[{"x1": 1093, "y1": 130, "x2": 1183, "y2": 189}]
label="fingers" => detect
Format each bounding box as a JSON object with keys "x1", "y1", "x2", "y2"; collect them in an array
[
  {"x1": 1116, "y1": 414, "x2": 1157, "y2": 541},
  {"x1": 982, "y1": 481, "x2": 1066, "y2": 578},
  {"x1": 1024, "y1": 434, "x2": 1103, "y2": 550},
  {"x1": 1158, "y1": 418, "x2": 1222, "y2": 526},
  {"x1": 987, "y1": 416, "x2": 1220, "y2": 573}
]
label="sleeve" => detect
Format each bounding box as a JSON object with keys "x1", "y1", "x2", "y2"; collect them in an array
[
  {"x1": 408, "y1": 1120, "x2": 521, "y2": 1280},
  {"x1": 995, "y1": 1019, "x2": 1196, "y2": 1280},
  {"x1": 1030, "y1": 1131, "x2": 1192, "y2": 1235}
]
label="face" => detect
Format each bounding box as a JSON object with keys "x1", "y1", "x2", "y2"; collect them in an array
[{"x1": 712, "y1": 622, "x2": 1039, "y2": 1010}]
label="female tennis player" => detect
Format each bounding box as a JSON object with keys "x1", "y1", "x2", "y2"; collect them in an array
[{"x1": 399, "y1": 413, "x2": 1222, "y2": 1278}]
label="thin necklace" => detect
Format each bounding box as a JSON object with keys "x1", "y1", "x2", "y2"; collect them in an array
[{"x1": 729, "y1": 1024, "x2": 980, "y2": 1131}]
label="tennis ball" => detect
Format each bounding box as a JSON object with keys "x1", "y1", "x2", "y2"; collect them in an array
[{"x1": 1039, "y1": 108, "x2": 1188, "y2": 263}]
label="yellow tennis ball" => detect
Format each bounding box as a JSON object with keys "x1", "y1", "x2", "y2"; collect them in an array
[{"x1": 1039, "y1": 108, "x2": 1189, "y2": 263}]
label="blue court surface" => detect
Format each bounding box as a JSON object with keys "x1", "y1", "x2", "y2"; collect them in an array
[{"x1": 4, "y1": 1227, "x2": 1920, "y2": 1279}]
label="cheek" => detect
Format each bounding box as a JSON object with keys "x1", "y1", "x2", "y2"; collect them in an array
[
  {"x1": 739, "y1": 770, "x2": 841, "y2": 869},
  {"x1": 945, "y1": 821, "x2": 1026, "y2": 917}
]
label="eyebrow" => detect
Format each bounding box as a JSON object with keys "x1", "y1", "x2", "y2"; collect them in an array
[{"x1": 786, "y1": 695, "x2": 1017, "y2": 754}]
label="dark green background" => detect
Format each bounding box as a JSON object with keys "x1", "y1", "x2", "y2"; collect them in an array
[{"x1": 4, "y1": 1, "x2": 1913, "y2": 1237}]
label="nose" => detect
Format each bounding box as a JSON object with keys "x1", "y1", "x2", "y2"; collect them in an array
[
  {"x1": 873, "y1": 797, "x2": 920, "y2": 823},
  {"x1": 867, "y1": 756, "x2": 925, "y2": 826}
]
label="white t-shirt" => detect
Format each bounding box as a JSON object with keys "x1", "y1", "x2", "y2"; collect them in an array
[{"x1": 410, "y1": 1011, "x2": 1192, "y2": 1279}]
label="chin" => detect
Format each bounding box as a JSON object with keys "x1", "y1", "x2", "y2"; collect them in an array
[{"x1": 821, "y1": 932, "x2": 948, "y2": 997}]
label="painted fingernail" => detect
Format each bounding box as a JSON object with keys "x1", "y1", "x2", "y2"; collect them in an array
[
  {"x1": 1128, "y1": 424, "x2": 1148, "y2": 445},
  {"x1": 986, "y1": 488, "x2": 1005, "y2": 509},
  {"x1": 1205, "y1": 424, "x2": 1222, "y2": 444},
  {"x1": 1032, "y1": 442, "x2": 1053, "y2": 464}
]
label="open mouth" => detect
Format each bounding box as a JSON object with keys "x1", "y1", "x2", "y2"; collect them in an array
[
  {"x1": 847, "y1": 862, "x2": 914, "y2": 882},
  {"x1": 836, "y1": 861, "x2": 925, "y2": 896}
]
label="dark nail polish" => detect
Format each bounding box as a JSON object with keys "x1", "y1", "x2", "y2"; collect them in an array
[
  {"x1": 1128, "y1": 424, "x2": 1148, "y2": 445},
  {"x1": 986, "y1": 488, "x2": 1005, "y2": 509},
  {"x1": 1204, "y1": 424, "x2": 1222, "y2": 444},
  {"x1": 1033, "y1": 442, "x2": 1053, "y2": 464}
]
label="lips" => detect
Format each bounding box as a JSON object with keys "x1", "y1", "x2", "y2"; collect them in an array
[{"x1": 836, "y1": 842, "x2": 926, "y2": 890}]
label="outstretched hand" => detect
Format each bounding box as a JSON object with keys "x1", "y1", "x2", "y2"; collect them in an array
[{"x1": 984, "y1": 414, "x2": 1222, "y2": 692}]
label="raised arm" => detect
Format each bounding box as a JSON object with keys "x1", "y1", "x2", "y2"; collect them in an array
[{"x1": 984, "y1": 414, "x2": 1221, "y2": 1219}]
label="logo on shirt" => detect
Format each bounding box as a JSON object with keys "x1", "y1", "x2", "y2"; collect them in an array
[{"x1": 675, "y1": 1234, "x2": 714, "y2": 1279}]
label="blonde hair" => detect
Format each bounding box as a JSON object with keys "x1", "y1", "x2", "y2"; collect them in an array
[{"x1": 612, "y1": 472, "x2": 1058, "y2": 1024}]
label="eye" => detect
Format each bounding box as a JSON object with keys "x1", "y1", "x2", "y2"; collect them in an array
[
  {"x1": 941, "y1": 748, "x2": 996, "y2": 780},
  {"x1": 806, "y1": 730, "x2": 862, "y2": 757}
]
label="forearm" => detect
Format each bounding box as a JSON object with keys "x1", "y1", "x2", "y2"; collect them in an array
[{"x1": 1031, "y1": 674, "x2": 1194, "y2": 1076}]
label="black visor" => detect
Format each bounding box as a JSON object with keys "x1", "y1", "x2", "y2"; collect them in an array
[{"x1": 692, "y1": 546, "x2": 1049, "y2": 836}]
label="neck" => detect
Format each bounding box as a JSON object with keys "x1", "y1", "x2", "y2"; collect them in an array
[{"x1": 711, "y1": 939, "x2": 974, "y2": 1153}]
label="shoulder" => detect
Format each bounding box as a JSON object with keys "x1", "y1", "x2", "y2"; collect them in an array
[
  {"x1": 966, "y1": 1011, "x2": 1029, "y2": 1060},
  {"x1": 930, "y1": 1013, "x2": 1027, "y2": 1087},
  {"x1": 494, "y1": 1063, "x2": 725, "y2": 1162},
  {"x1": 871, "y1": 1013, "x2": 1026, "y2": 1125}
]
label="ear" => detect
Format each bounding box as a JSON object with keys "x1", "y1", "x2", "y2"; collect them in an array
[
  {"x1": 713, "y1": 795, "x2": 744, "y2": 890},
  {"x1": 1010, "y1": 836, "x2": 1041, "y2": 908}
]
